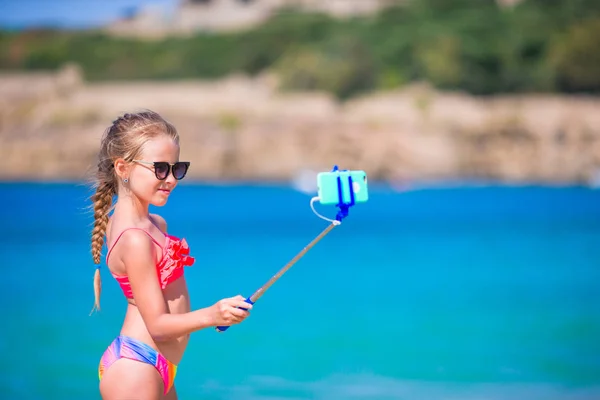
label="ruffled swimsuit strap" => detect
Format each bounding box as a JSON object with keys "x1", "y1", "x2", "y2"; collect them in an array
[{"x1": 106, "y1": 227, "x2": 164, "y2": 265}]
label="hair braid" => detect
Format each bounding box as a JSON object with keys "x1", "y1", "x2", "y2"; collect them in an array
[{"x1": 90, "y1": 179, "x2": 115, "y2": 314}]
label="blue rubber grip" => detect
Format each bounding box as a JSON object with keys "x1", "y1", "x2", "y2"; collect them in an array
[{"x1": 215, "y1": 297, "x2": 255, "y2": 333}]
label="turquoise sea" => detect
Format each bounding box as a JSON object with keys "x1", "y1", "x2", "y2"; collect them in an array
[{"x1": 1, "y1": 182, "x2": 599, "y2": 399}]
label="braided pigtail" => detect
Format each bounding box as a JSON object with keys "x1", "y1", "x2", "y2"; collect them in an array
[{"x1": 89, "y1": 160, "x2": 116, "y2": 314}]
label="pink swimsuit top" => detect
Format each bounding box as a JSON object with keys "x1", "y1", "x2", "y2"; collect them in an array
[{"x1": 105, "y1": 228, "x2": 195, "y2": 299}]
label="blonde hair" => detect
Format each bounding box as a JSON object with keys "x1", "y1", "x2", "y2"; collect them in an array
[{"x1": 90, "y1": 110, "x2": 179, "y2": 314}]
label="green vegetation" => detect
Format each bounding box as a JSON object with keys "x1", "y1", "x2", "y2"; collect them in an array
[{"x1": 1, "y1": 0, "x2": 599, "y2": 100}]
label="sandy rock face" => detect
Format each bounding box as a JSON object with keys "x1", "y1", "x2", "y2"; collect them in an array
[{"x1": 1, "y1": 68, "x2": 599, "y2": 185}]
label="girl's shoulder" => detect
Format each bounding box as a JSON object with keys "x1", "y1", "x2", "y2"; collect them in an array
[{"x1": 150, "y1": 213, "x2": 168, "y2": 233}]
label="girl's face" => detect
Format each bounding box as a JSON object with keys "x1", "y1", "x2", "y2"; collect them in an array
[{"x1": 128, "y1": 135, "x2": 185, "y2": 207}]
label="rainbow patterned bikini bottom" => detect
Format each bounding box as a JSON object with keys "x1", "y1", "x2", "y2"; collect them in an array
[{"x1": 98, "y1": 335, "x2": 177, "y2": 395}]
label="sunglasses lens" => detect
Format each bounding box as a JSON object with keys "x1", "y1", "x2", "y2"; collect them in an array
[
  {"x1": 154, "y1": 162, "x2": 170, "y2": 180},
  {"x1": 173, "y1": 162, "x2": 189, "y2": 180}
]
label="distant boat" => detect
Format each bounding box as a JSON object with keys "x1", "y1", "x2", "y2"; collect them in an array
[
  {"x1": 291, "y1": 169, "x2": 318, "y2": 194},
  {"x1": 587, "y1": 169, "x2": 600, "y2": 189}
]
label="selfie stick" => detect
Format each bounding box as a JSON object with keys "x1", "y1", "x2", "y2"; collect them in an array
[{"x1": 216, "y1": 165, "x2": 355, "y2": 333}]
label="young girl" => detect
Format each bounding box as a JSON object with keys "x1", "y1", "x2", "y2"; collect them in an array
[{"x1": 90, "y1": 110, "x2": 252, "y2": 400}]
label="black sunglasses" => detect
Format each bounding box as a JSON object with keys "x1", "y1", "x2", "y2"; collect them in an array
[{"x1": 133, "y1": 160, "x2": 190, "y2": 180}]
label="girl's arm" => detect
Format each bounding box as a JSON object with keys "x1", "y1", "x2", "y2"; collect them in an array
[{"x1": 121, "y1": 229, "x2": 251, "y2": 342}]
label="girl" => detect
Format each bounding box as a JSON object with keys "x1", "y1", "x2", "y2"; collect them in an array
[{"x1": 90, "y1": 110, "x2": 252, "y2": 400}]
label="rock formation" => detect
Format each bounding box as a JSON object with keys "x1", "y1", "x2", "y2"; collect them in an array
[{"x1": 1, "y1": 66, "x2": 599, "y2": 186}]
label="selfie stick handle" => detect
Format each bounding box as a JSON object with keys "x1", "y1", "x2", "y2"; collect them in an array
[{"x1": 215, "y1": 222, "x2": 338, "y2": 333}]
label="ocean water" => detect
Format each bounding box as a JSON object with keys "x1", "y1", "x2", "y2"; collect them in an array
[{"x1": 0, "y1": 182, "x2": 599, "y2": 400}]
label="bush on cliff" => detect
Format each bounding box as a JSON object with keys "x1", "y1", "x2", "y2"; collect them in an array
[{"x1": 0, "y1": 0, "x2": 599, "y2": 99}]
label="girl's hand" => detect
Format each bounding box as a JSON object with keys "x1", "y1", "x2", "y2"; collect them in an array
[{"x1": 210, "y1": 295, "x2": 252, "y2": 326}]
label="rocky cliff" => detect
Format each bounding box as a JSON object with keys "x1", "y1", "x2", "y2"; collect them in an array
[{"x1": 1, "y1": 65, "x2": 599, "y2": 186}]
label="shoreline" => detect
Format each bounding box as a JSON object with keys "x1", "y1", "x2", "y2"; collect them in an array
[{"x1": 1, "y1": 177, "x2": 597, "y2": 191}]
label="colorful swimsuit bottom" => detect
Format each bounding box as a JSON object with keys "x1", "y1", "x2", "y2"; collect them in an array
[
  {"x1": 98, "y1": 228, "x2": 195, "y2": 394},
  {"x1": 98, "y1": 335, "x2": 178, "y2": 395}
]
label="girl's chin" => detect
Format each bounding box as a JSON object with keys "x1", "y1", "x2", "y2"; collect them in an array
[{"x1": 150, "y1": 197, "x2": 168, "y2": 207}]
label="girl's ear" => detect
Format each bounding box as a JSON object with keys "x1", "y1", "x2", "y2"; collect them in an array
[{"x1": 113, "y1": 158, "x2": 129, "y2": 180}]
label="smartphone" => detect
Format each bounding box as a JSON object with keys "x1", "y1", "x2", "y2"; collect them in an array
[{"x1": 317, "y1": 169, "x2": 369, "y2": 205}]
